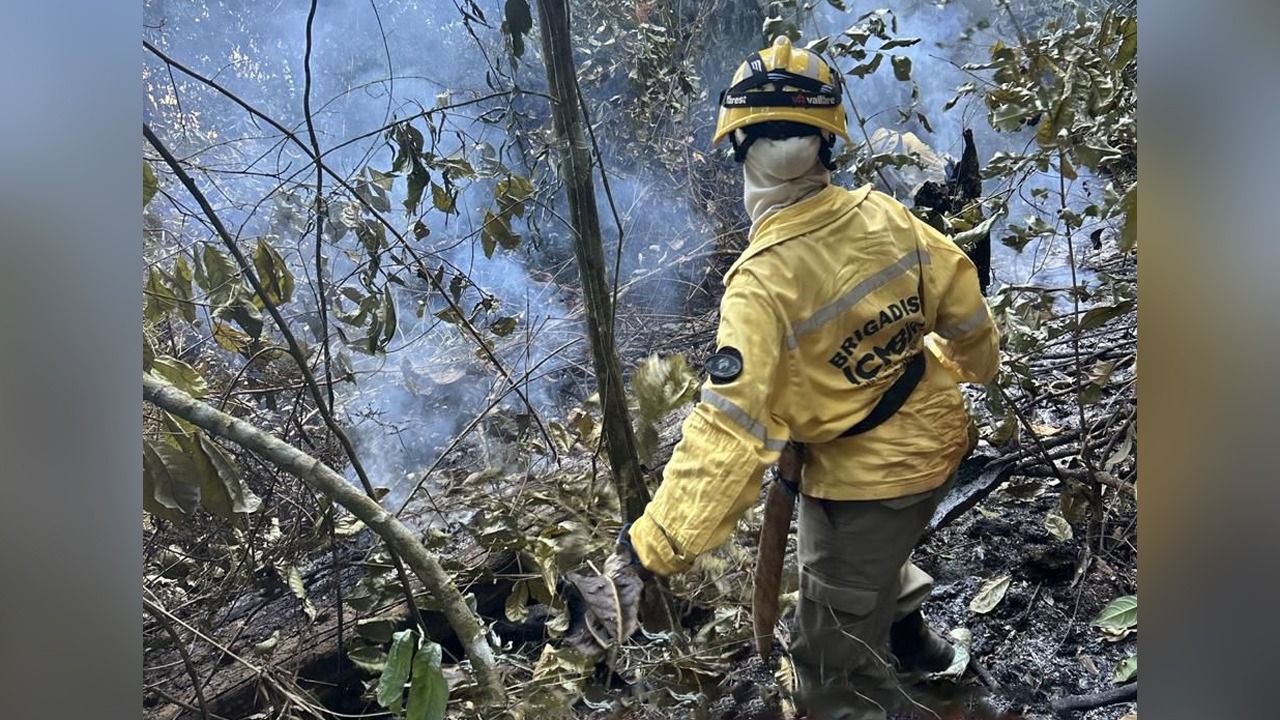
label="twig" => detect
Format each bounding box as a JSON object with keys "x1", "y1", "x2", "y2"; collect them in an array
[
  {"x1": 301, "y1": 0, "x2": 335, "y2": 416},
  {"x1": 145, "y1": 686, "x2": 236, "y2": 720},
  {"x1": 968, "y1": 657, "x2": 1001, "y2": 695},
  {"x1": 993, "y1": 383, "x2": 1069, "y2": 486},
  {"x1": 1011, "y1": 464, "x2": 1135, "y2": 495},
  {"x1": 1049, "y1": 682, "x2": 1136, "y2": 715},
  {"x1": 143, "y1": 595, "x2": 211, "y2": 720}
]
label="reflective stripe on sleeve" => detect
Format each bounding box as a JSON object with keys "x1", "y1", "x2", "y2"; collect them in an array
[
  {"x1": 937, "y1": 305, "x2": 990, "y2": 340},
  {"x1": 700, "y1": 388, "x2": 788, "y2": 452}
]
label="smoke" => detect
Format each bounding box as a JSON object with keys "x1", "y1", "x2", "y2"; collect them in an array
[
  {"x1": 799, "y1": 0, "x2": 1114, "y2": 290},
  {"x1": 144, "y1": 0, "x2": 1117, "y2": 520}
]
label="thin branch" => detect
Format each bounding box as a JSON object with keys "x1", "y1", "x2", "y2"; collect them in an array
[
  {"x1": 301, "y1": 0, "x2": 335, "y2": 416},
  {"x1": 143, "y1": 595, "x2": 211, "y2": 720},
  {"x1": 1049, "y1": 682, "x2": 1136, "y2": 715},
  {"x1": 572, "y1": 69, "x2": 627, "y2": 331}
]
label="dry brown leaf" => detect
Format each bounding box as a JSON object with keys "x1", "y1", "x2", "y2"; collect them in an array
[{"x1": 563, "y1": 558, "x2": 642, "y2": 651}]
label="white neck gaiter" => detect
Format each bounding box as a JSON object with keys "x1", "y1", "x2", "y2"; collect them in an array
[{"x1": 741, "y1": 133, "x2": 831, "y2": 237}]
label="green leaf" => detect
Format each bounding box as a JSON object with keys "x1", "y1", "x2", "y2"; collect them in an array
[
  {"x1": 200, "y1": 245, "x2": 241, "y2": 308},
  {"x1": 144, "y1": 162, "x2": 159, "y2": 208},
  {"x1": 406, "y1": 640, "x2": 448, "y2": 720},
  {"x1": 143, "y1": 438, "x2": 203, "y2": 516},
  {"x1": 1113, "y1": 653, "x2": 1137, "y2": 683},
  {"x1": 433, "y1": 307, "x2": 464, "y2": 325},
  {"x1": 532, "y1": 536, "x2": 560, "y2": 600},
  {"x1": 891, "y1": 55, "x2": 912, "y2": 81},
  {"x1": 144, "y1": 267, "x2": 178, "y2": 322},
  {"x1": 804, "y1": 37, "x2": 830, "y2": 55},
  {"x1": 1113, "y1": 17, "x2": 1136, "y2": 70},
  {"x1": 217, "y1": 292, "x2": 265, "y2": 341},
  {"x1": 252, "y1": 238, "x2": 295, "y2": 306},
  {"x1": 1044, "y1": 511, "x2": 1073, "y2": 541},
  {"x1": 506, "y1": 579, "x2": 531, "y2": 623},
  {"x1": 1120, "y1": 182, "x2": 1137, "y2": 253},
  {"x1": 348, "y1": 644, "x2": 388, "y2": 674},
  {"x1": 380, "y1": 284, "x2": 397, "y2": 349},
  {"x1": 1093, "y1": 595, "x2": 1137, "y2": 631},
  {"x1": 212, "y1": 322, "x2": 253, "y2": 356},
  {"x1": 848, "y1": 52, "x2": 883, "y2": 78},
  {"x1": 368, "y1": 167, "x2": 396, "y2": 191},
  {"x1": 880, "y1": 37, "x2": 921, "y2": 50},
  {"x1": 377, "y1": 629, "x2": 415, "y2": 714},
  {"x1": 405, "y1": 161, "x2": 430, "y2": 215},
  {"x1": 968, "y1": 573, "x2": 1011, "y2": 614},
  {"x1": 1077, "y1": 300, "x2": 1134, "y2": 331},
  {"x1": 251, "y1": 630, "x2": 280, "y2": 657},
  {"x1": 281, "y1": 565, "x2": 319, "y2": 622},
  {"x1": 356, "y1": 618, "x2": 397, "y2": 645},
  {"x1": 151, "y1": 356, "x2": 209, "y2": 398},
  {"x1": 172, "y1": 256, "x2": 197, "y2": 322},
  {"x1": 196, "y1": 433, "x2": 262, "y2": 518},
  {"x1": 143, "y1": 333, "x2": 156, "y2": 372},
  {"x1": 1059, "y1": 154, "x2": 1077, "y2": 181},
  {"x1": 490, "y1": 316, "x2": 518, "y2": 337},
  {"x1": 504, "y1": 0, "x2": 533, "y2": 59},
  {"x1": 1037, "y1": 95, "x2": 1077, "y2": 149},
  {"x1": 480, "y1": 210, "x2": 520, "y2": 257},
  {"x1": 431, "y1": 183, "x2": 456, "y2": 214}
]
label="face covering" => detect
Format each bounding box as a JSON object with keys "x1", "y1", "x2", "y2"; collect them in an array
[{"x1": 741, "y1": 132, "x2": 832, "y2": 236}]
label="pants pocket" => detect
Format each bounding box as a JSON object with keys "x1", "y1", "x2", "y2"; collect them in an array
[{"x1": 799, "y1": 566, "x2": 880, "y2": 617}]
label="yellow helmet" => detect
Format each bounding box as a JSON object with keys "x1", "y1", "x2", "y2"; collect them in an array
[{"x1": 712, "y1": 35, "x2": 850, "y2": 147}]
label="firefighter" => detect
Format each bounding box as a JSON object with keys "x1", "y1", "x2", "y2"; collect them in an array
[{"x1": 611, "y1": 36, "x2": 1001, "y2": 718}]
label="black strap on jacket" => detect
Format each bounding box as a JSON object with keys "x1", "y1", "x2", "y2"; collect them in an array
[
  {"x1": 837, "y1": 352, "x2": 925, "y2": 437},
  {"x1": 838, "y1": 239, "x2": 930, "y2": 438}
]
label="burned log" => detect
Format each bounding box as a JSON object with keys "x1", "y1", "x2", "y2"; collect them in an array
[
  {"x1": 922, "y1": 452, "x2": 1015, "y2": 540},
  {"x1": 913, "y1": 128, "x2": 991, "y2": 295}
]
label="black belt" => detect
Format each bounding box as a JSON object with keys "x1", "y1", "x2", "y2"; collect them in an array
[{"x1": 838, "y1": 351, "x2": 926, "y2": 438}]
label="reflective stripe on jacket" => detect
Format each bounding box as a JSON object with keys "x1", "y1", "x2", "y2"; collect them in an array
[{"x1": 630, "y1": 184, "x2": 1000, "y2": 576}]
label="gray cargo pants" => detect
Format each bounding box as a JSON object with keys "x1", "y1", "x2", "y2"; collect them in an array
[{"x1": 787, "y1": 476, "x2": 954, "y2": 720}]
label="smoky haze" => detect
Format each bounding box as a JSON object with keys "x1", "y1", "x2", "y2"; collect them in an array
[{"x1": 143, "y1": 0, "x2": 1097, "y2": 520}]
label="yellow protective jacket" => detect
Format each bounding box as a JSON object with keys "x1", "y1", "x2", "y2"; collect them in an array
[{"x1": 630, "y1": 183, "x2": 1000, "y2": 576}]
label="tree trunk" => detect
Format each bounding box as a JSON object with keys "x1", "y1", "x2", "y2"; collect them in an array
[
  {"x1": 142, "y1": 373, "x2": 507, "y2": 709},
  {"x1": 533, "y1": 0, "x2": 650, "y2": 522}
]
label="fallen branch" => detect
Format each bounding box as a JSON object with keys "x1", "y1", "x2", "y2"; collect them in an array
[
  {"x1": 1049, "y1": 682, "x2": 1136, "y2": 715},
  {"x1": 142, "y1": 373, "x2": 507, "y2": 708},
  {"x1": 923, "y1": 453, "x2": 1014, "y2": 539},
  {"x1": 1014, "y1": 464, "x2": 1136, "y2": 495}
]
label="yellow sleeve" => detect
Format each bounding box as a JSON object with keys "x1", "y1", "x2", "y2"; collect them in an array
[
  {"x1": 919, "y1": 220, "x2": 1000, "y2": 384},
  {"x1": 629, "y1": 273, "x2": 789, "y2": 576}
]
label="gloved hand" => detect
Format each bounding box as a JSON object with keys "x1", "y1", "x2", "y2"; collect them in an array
[
  {"x1": 562, "y1": 523, "x2": 650, "y2": 652},
  {"x1": 608, "y1": 521, "x2": 653, "y2": 582}
]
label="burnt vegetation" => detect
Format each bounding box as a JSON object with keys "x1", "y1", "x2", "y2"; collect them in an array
[{"x1": 143, "y1": 1, "x2": 1137, "y2": 719}]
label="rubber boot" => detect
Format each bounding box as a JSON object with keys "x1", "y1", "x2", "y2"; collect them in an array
[{"x1": 890, "y1": 609, "x2": 955, "y2": 674}]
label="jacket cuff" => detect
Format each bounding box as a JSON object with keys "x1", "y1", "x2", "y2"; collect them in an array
[{"x1": 629, "y1": 513, "x2": 693, "y2": 577}]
